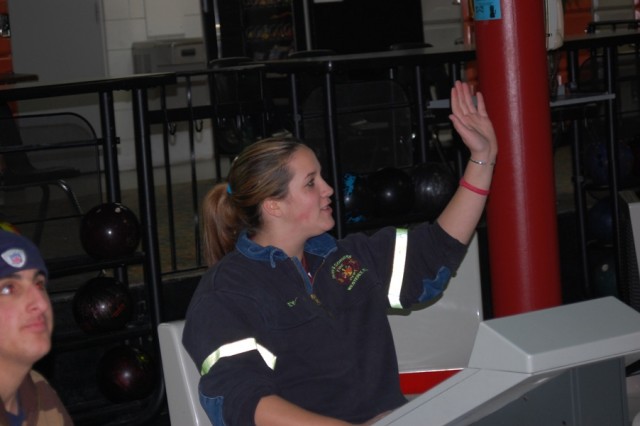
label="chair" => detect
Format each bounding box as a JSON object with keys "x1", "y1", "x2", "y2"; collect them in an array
[
  {"x1": 390, "y1": 235, "x2": 483, "y2": 394},
  {"x1": 0, "y1": 102, "x2": 85, "y2": 244},
  {"x1": 388, "y1": 43, "x2": 459, "y2": 169},
  {"x1": 286, "y1": 49, "x2": 338, "y2": 105},
  {"x1": 300, "y1": 78, "x2": 414, "y2": 174},
  {"x1": 158, "y1": 320, "x2": 209, "y2": 426},
  {"x1": 388, "y1": 42, "x2": 450, "y2": 102},
  {"x1": 287, "y1": 49, "x2": 336, "y2": 59},
  {"x1": 207, "y1": 57, "x2": 269, "y2": 180}
]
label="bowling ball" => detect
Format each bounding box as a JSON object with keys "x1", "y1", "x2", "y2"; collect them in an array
[
  {"x1": 80, "y1": 202, "x2": 141, "y2": 259},
  {"x1": 368, "y1": 167, "x2": 414, "y2": 217},
  {"x1": 411, "y1": 162, "x2": 457, "y2": 221},
  {"x1": 584, "y1": 141, "x2": 634, "y2": 186},
  {"x1": 588, "y1": 245, "x2": 618, "y2": 297},
  {"x1": 587, "y1": 197, "x2": 613, "y2": 244},
  {"x1": 72, "y1": 276, "x2": 133, "y2": 333},
  {"x1": 97, "y1": 345, "x2": 156, "y2": 403},
  {"x1": 342, "y1": 172, "x2": 374, "y2": 223},
  {"x1": 630, "y1": 139, "x2": 640, "y2": 177}
]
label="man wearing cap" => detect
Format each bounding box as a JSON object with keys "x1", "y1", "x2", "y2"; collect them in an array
[{"x1": 0, "y1": 230, "x2": 73, "y2": 426}]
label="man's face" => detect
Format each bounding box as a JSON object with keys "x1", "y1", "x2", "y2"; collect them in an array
[{"x1": 0, "y1": 268, "x2": 53, "y2": 368}]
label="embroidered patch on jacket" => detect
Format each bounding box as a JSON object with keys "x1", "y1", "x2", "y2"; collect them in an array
[{"x1": 330, "y1": 255, "x2": 368, "y2": 290}]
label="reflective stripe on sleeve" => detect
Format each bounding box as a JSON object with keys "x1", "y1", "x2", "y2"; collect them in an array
[
  {"x1": 200, "y1": 337, "x2": 277, "y2": 376},
  {"x1": 388, "y1": 228, "x2": 408, "y2": 309}
]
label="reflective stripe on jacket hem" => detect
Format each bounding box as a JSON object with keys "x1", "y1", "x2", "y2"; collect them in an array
[{"x1": 201, "y1": 337, "x2": 277, "y2": 375}]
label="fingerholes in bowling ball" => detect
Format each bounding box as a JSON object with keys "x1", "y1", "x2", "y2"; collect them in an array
[
  {"x1": 411, "y1": 162, "x2": 457, "y2": 221},
  {"x1": 588, "y1": 244, "x2": 618, "y2": 298},
  {"x1": 80, "y1": 202, "x2": 141, "y2": 260},
  {"x1": 97, "y1": 345, "x2": 156, "y2": 403},
  {"x1": 72, "y1": 276, "x2": 133, "y2": 333},
  {"x1": 368, "y1": 167, "x2": 414, "y2": 217}
]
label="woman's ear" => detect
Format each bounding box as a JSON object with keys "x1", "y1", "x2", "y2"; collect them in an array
[{"x1": 261, "y1": 198, "x2": 282, "y2": 218}]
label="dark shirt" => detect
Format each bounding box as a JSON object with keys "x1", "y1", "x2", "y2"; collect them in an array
[
  {"x1": 0, "y1": 370, "x2": 73, "y2": 426},
  {"x1": 183, "y1": 222, "x2": 466, "y2": 425}
]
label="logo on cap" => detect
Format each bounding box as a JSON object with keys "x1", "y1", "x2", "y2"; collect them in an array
[{"x1": 1, "y1": 249, "x2": 27, "y2": 269}]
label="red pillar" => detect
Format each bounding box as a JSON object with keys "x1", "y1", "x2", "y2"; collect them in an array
[{"x1": 474, "y1": 1, "x2": 563, "y2": 316}]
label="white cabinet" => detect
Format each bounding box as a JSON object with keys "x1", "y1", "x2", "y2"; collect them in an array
[
  {"x1": 421, "y1": 0, "x2": 463, "y2": 47},
  {"x1": 591, "y1": 0, "x2": 635, "y2": 21},
  {"x1": 9, "y1": 0, "x2": 107, "y2": 82}
]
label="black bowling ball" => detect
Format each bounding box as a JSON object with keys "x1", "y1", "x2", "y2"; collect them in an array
[
  {"x1": 342, "y1": 172, "x2": 374, "y2": 223},
  {"x1": 587, "y1": 197, "x2": 613, "y2": 244},
  {"x1": 80, "y1": 202, "x2": 141, "y2": 259},
  {"x1": 411, "y1": 162, "x2": 457, "y2": 221},
  {"x1": 72, "y1": 276, "x2": 133, "y2": 333},
  {"x1": 97, "y1": 345, "x2": 156, "y2": 403},
  {"x1": 369, "y1": 167, "x2": 414, "y2": 217},
  {"x1": 588, "y1": 244, "x2": 618, "y2": 298}
]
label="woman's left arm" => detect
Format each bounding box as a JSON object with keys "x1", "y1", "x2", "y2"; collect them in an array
[{"x1": 437, "y1": 81, "x2": 498, "y2": 245}]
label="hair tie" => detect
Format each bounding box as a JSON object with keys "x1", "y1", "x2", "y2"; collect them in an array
[{"x1": 226, "y1": 184, "x2": 232, "y2": 195}]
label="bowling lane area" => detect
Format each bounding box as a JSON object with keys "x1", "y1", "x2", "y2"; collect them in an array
[
  {"x1": 1, "y1": 126, "x2": 635, "y2": 425},
  {"x1": 1, "y1": 65, "x2": 638, "y2": 426}
]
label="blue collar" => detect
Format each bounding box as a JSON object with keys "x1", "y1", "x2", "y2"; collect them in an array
[
  {"x1": 6, "y1": 393, "x2": 24, "y2": 426},
  {"x1": 236, "y1": 231, "x2": 337, "y2": 267}
]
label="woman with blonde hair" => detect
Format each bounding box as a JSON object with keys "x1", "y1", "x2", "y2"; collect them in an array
[{"x1": 184, "y1": 80, "x2": 497, "y2": 425}]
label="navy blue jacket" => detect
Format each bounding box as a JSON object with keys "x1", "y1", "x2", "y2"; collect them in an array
[{"x1": 183, "y1": 222, "x2": 467, "y2": 425}]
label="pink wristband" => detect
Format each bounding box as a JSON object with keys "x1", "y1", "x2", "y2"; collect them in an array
[{"x1": 459, "y1": 178, "x2": 490, "y2": 196}]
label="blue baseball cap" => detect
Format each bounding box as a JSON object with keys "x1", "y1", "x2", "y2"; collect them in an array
[{"x1": 0, "y1": 230, "x2": 48, "y2": 280}]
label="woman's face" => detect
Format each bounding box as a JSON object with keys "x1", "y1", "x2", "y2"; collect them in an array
[{"x1": 277, "y1": 147, "x2": 335, "y2": 239}]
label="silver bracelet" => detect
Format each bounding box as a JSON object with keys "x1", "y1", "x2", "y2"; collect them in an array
[{"x1": 469, "y1": 158, "x2": 495, "y2": 166}]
